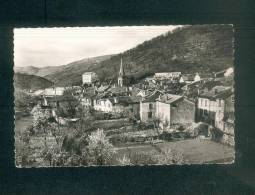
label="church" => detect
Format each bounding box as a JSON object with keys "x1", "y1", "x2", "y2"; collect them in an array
[{"x1": 117, "y1": 58, "x2": 129, "y2": 87}]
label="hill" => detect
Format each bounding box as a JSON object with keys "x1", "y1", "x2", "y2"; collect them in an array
[
  {"x1": 87, "y1": 25, "x2": 234, "y2": 83},
  {"x1": 14, "y1": 73, "x2": 53, "y2": 90},
  {"x1": 14, "y1": 66, "x2": 40, "y2": 75},
  {"x1": 43, "y1": 55, "x2": 113, "y2": 86},
  {"x1": 40, "y1": 25, "x2": 234, "y2": 86}
]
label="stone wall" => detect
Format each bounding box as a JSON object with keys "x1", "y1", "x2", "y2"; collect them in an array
[{"x1": 170, "y1": 99, "x2": 195, "y2": 125}]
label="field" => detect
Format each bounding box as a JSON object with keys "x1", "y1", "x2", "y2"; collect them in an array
[{"x1": 114, "y1": 139, "x2": 235, "y2": 165}]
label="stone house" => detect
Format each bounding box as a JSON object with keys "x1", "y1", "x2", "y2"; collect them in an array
[
  {"x1": 214, "y1": 91, "x2": 234, "y2": 146},
  {"x1": 197, "y1": 86, "x2": 232, "y2": 126},
  {"x1": 140, "y1": 90, "x2": 163, "y2": 123},
  {"x1": 155, "y1": 94, "x2": 195, "y2": 127}
]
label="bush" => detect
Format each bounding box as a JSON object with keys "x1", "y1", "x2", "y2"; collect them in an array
[
  {"x1": 154, "y1": 148, "x2": 184, "y2": 165},
  {"x1": 117, "y1": 154, "x2": 132, "y2": 166},
  {"x1": 86, "y1": 129, "x2": 116, "y2": 165}
]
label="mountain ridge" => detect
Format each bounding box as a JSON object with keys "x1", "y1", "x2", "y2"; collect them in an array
[
  {"x1": 15, "y1": 25, "x2": 234, "y2": 87},
  {"x1": 14, "y1": 73, "x2": 54, "y2": 90}
]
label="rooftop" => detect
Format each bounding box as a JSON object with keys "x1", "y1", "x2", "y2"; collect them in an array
[
  {"x1": 142, "y1": 90, "x2": 163, "y2": 102},
  {"x1": 199, "y1": 86, "x2": 233, "y2": 100},
  {"x1": 157, "y1": 93, "x2": 183, "y2": 104}
]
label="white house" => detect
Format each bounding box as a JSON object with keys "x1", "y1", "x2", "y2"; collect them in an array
[
  {"x1": 93, "y1": 96, "x2": 140, "y2": 117},
  {"x1": 82, "y1": 72, "x2": 99, "y2": 85},
  {"x1": 224, "y1": 67, "x2": 234, "y2": 77},
  {"x1": 154, "y1": 72, "x2": 181, "y2": 81},
  {"x1": 197, "y1": 86, "x2": 232, "y2": 125},
  {"x1": 44, "y1": 87, "x2": 65, "y2": 96}
]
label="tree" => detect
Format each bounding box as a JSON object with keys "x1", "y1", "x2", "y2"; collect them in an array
[
  {"x1": 31, "y1": 105, "x2": 51, "y2": 133},
  {"x1": 86, "y1": 129, "x2": 116, "y2": 165}
]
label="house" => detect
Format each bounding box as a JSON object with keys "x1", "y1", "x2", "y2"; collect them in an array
[
  {"x1": 154, "y1": 72, "x2": 181, "y2": 81},
  {"x1": 155, "y1": 94, "x2": 195, "y2": 127},
  {"x1": 224, "y1": 67, "x2": 234, "y2": 77},
  {"x1": 81, "y1": 92, "x2": 97, "y2": 107},
  {"x1": 179, "y1": 74, "x2": 194, "y2": 84},
  {"x1": 43, "y1": 87, "x2": 65, "y2": 97},
  {"x1": 179, "y1": 73, "x2": 201, "y2": 84},
  {"x1": 106, "y1": 86, "x2": 130, "y2": 96},
  {"x1": 93, "y1": 95, "x2": 140, "y2": 118},
  {"x1": 82, "y1": 72, "x2": 99, "y2": 86},
  {"x1": 41, "y1": 95, "x2": 77, "y2": 108},
  {"x1": 197, "y1": 86, "x2": 232, "y2": 126},
  {"x1": 214, "y1": 90, "x2": 234, "y2": 146},
  {"x1": 214, "y1": 70, "x2": 226, "y2": 78},
  {"x1": 140, "y1": 90, "x2": 162, "y2": 123}
]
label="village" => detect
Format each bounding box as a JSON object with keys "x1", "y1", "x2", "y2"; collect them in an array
[{"x1": 14, "y1": 57, "x2": 235, "y2": 167}]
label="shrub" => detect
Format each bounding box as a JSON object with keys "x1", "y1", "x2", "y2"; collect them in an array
[
  {"x1": 117, "y1": 154, "x2": 132, "y2": 166},
  {"x1": 154, "y1": 148, "x2": 184, "y2": 165},
  {"x1": 87, "y1": 129, "x2": 116, "y2": 165}
]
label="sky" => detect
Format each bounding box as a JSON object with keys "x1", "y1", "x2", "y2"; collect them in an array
[{"x1": 14, "y1": 26, "x2": 181, "y2": 68}]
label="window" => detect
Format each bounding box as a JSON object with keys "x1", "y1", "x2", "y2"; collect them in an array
[
  {"x1": 204, "y1": 110, "x2": 208, "y2": 116},
  {"x1": 148, "y1": 112, "x2": 152, "y2": 118},
  {"x1": 205, "y1": 100, "x2": 207, "y2": 107},
  {"x1": 149, "y1": 103, "x2": 153, "y2": 109},
  {"x1": 199, "y1": 109, "x2": 203, "y2": 116},
  {"x1": 231, "y1": 96, "x2": 235, "y2": 103}
]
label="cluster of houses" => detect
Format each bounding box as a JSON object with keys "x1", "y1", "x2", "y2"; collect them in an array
[{"x1": 34, "y1": 59, "x2": 234, "y2": 146}]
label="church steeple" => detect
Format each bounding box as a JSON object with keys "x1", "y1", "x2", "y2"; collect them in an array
[
  {"x1": 119, "y1": 58, "x2": 125, "y2": 77},
  {"x1": 118, "y1": 58, "x2": 125, "y2": 87}
]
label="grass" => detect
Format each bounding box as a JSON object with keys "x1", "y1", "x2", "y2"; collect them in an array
[{"x1": 114, "y1": 139, "x2": 235, "y2": 165}]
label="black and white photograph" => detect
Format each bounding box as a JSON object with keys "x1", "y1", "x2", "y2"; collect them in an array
[{"x1": 14, "y1": 25, "x2": 235, "y2": 167}]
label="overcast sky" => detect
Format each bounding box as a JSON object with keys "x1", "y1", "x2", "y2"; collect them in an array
[{"x1": 14, "y1": 26, "x2": 181, "y2": 68}]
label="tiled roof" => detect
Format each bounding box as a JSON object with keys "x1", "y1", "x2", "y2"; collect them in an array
[
  {"x1": 181, "y1": 74, "x2": 194, "y2": 81},
  {"x1": 142, "y1": 90, "x2": 163, "y2": 102},
  {"x1": 105, "y1": 96, "x2": 140, "y2": 105},
  {"x1": 107, "y1": 86, "x2": 128, "y2": 94},
  {"x1": 157, "y1": 94, "x2": 183, "y2": 104},
  {"x1": 199, "y1": 86, "x2": 233, "y2": 100},
  {"x1": 44, "y1": 96, "x2": 76, "y2": 102}
]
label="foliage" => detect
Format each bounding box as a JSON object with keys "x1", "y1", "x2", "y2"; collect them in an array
[
  {"x1": 62, "y1": 132, "x2": 88, "y2": 155},
  {"x1": 76, "y1": 106, "x2": 95, "y2": 132},
  {"x1": 86, "y1": 129, "x2": 116, "y2": 165},
  {"x1": 154, "y1": 148, "x2": 184, "y2": 165},
  {"x1": 31, "y1": 104, "x2": 52, "y2": 134},
  {"x1": 117, "y1": 154, "x2": 132, "y2": 166},
  {"x1": 57, "y1": 89, "x2": 79, "y2": 118}
]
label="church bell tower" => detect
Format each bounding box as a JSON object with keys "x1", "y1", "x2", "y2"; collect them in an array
[{"x1": 118, "y1": 58, "x2": 125, "y2": 87}]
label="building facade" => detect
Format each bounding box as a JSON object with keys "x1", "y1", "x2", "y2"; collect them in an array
[
  {"x1": 82, "y1": 72, "x2": 99, "y2": 85},
  {"x1": 140, "y1": 91, "x2": 162, "y2": 123},
  {"x1": 155, "y1": 94, "x2": 195, "y2": 127}
]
